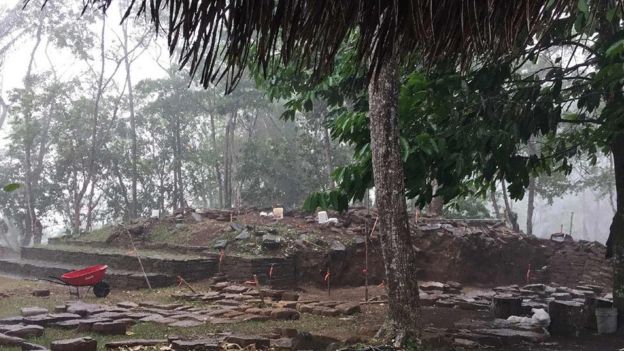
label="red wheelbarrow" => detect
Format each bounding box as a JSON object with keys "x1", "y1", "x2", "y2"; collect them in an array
[{"x1": 44, "y1": 264, "x2": 111, "y2": 298}]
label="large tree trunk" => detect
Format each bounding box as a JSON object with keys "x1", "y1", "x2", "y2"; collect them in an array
[
  {"x1": 609, "y1": 124, "x2": 624, "y2": 317},
  {"x1": 598, "y1": 0, "x2": 624, "y2": 321},
  {"x1": 368, "y1": 53, "x2": 421, "y2": 343}
]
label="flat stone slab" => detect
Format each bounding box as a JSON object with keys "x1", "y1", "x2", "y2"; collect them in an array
[
  {"x1": 0, "y1": 316, "x2": 24, "y2": 325},
  {"x1": 0, "y1": 332, "x2": 25, "y2": 346},
  {"x1": 50, "y1": 337, "x2": 97, "y2": 351},
  {"x1": 224, "y1": 335, "x2": 270, "y2": 349},
  {"x1": 66, "y1": 302, "x2": 106, "y2": 316},
  {"x1": 0, "y1": 324, "x2": 44, "y2": 338},
  {"x1": 171, "y1": 339, "x2": 220, "y2": 351},
  {"x1": 270, "y1": 308, "x2": 300, "y2": 320},
  {"x1": 168, "y1": 320, "x2": 204, "y2": 328},
  {"x1": 25, "y1": 313, "x2": 82, "y2": 326},
  {"x1": 92, "y1": 321, "x2": 127, "y2": 335},
  {"x1": 139, "y1": 301, "x2": 183, "y2": 310},
  {"x1": 104, "y1": 339, "x2": 167, "y2": 349},
  {"x1": 32, "y1": 289, "x2": 50, "y2": 297},
  {"x1": 21, "y1": 307, "x2": 48, "y2": 317},
  {"x1": 21, "y1": 341, "x2": 49, "y2": 350}
]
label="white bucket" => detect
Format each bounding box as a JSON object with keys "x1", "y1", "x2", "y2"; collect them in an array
[
  {"x1": 273, "y1": 207, "x2": 284, "y2": 219},
  {"x1": 595, "y1": 307, "x2": 618, "y2": 334},
  {"x1": 317, "y1": 211, "x2": 329, "y2": 224}
]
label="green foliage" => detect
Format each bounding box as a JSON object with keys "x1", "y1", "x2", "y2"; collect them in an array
[
  {"x1": 443, "y1": 196, "x2": 491, "y2": 219},
  {"x1": 2, "y1": 183, "x2": 20, "y2": 192},
  {"x1": 258, "y1": 2, "x2": 624, "y2": 217}
]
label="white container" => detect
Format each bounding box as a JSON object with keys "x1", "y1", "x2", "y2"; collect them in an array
[
  {"x1": 596, "y1": 307, "x2": 618, "y2": 334},
  {"x1": 273, "y1": 207, "x2": 284, "y2": 219},
  {"x1": 317, "y1": 211, "x2": 329, "y2": 224}
]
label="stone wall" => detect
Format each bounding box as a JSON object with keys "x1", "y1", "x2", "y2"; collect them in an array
[
  {"x1": 21, "y1": 247, "x2": 217, "y2": 282},
  {"x1": 538, "y1": 240, "x2": 611, "y2": 288},
  {"x1": 0, "y1": 246, "x2": 18, "y2": 258},
  {"x1": 0, "y1": 259, "x2": 172, "y2": 289},
  {"x1": 219, "y1": 255, "x2": 297, "y2": 288},
  {"x1": 299, "y1": 221, "x2": 612, "y2": 289}
]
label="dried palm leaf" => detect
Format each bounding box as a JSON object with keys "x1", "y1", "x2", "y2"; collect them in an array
[{"x1": 38, "y1": 0, "x2": 575, "y2": 91}]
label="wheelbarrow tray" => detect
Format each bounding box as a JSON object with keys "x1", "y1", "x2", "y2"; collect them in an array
[{"x1": 60, "y1": 264, "x2": 108, "y2": 286}]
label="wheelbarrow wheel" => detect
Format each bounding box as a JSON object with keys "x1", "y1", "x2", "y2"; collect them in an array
[{"x1": 93, "y1": 281, "x2": 110, "y2": 298}]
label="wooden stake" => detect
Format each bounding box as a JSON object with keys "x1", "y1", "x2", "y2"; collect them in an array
[
  {"x1": 325, "y1": 267, "x2": 331, "y2": 297},
  {"x1": 177, "y1": 276, "x2": 197, "y2": 293},
  {"x1": 122, "y1": 225, "x2": 152, "y2": 290},
  {"x1": 253, "y1": 274, "x2": 266, "y2": 307},
  {"x1": 364, "y1": 220, "x2": 369, "y2": 302}
]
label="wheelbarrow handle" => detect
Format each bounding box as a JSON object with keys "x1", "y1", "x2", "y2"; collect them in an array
[{"x1": 41, "y1": 276, "x2": 68, "y2": 286}]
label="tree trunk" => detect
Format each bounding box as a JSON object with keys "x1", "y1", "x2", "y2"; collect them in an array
[
  {"x1": 122, "y1": 19, "x2": 139, "y2": 219},
  {"x1": 72, "y1": 13, "x2": 107, "y2": 234},
  {"x1": 21, "y1": 14, "x2": 44, "y2": 246},
  {"x1": 597, "y1": 0, "x2": 624, "y2": 320},
  {"x1": 223, "y1": 111, "x2": 237, "y2": 208},
  {"x1": 0, "y1": 96, "x2": 8, "y2": 131},
  {"x1": 609, "y1": 130, "x2": 624, "y2": 316},
  {"x1": 174, "y1": 114, "x2": 185, "y2": 209},
  {"x1": 526, "y1": 176, "x2": 536, "y2": 236},
  {"x1": 526, "y1": 139, "x2": 538, "y2": 236},
  {"x1": 209, "y1": 114, "x2": 224, "y2": 208},
  {"x1": 368, "y1": 53, "x2": 421, "y2": 343},
  {"x1": 501, "y1": 179, "x2": 520, "y2": 232},
  {"x1": 490, "y1": 184, "x2": 501, "y2": 219}
]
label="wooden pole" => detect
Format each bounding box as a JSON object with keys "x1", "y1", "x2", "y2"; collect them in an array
[
  {"x1": 122, "y1": 225, "x2": 152, "y2": 289},
  {"x1": 364, "y1": 234, "x2": 369, "y2": 301},
  {"x1": 326, "y1": 267, "x2": 331, "y2": 297},
  {"x1": 569, "y1": 211, "x2": 574, "y2": 236},
  {"x1": 253, "y1": 274, "x2": 266, "y2": 307},
  {"x1": 218, "y1": 250, "x2": 224, "y2": 274},
  {"x1": 177, "y1": 276, "x2": 197, "y2": 293},
  {"x1": 365, "y1": 192, "x2": 369, "y2": 302}
]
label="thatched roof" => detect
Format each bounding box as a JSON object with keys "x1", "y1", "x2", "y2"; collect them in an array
[{"x1": 70, "y1": 1, "x2": 572, "y2": 90}]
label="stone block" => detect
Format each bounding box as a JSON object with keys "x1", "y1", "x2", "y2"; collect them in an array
[{"x1": 50, "y1": 337, "x2": 97, "y2": 351}]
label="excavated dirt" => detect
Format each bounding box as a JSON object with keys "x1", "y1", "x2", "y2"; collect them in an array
[{"x1": 59, "y1": 207, "x2": 612, "y2": 290}]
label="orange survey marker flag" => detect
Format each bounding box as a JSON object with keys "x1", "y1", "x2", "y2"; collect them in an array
[
  {"x1": 324, "y1": 268, "x2": 330, "y2": 282},
  {"x1": 269, "y1": 264, "x2": 275, "y2": 279},
  {"x1": 219, "y1": 250, "x2": 225, "y2": 263}
]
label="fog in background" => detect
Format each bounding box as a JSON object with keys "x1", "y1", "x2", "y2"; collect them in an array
[{"x1": 0, "y1": 0, "x2": 616, "y2": 245}]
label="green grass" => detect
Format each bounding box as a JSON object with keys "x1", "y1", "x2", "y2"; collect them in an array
[
  {"x1": 34, "y1": 243, "x2": 203, "y2": 260},
  {"x1": 73, "y1": 226, "x2": 113, "y2": 242}
]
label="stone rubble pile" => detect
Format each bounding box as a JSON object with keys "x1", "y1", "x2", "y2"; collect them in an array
[{"x1": 415, "y1": 280, "x2": 614, "y2": 348}]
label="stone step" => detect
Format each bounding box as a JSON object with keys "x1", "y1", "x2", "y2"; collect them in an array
[
  {"x1": 21, "y1": 246, "x2": 218, "y2": 281},
  {"x1": 0, "y1": 258, "x2": 175, "y2": 290}
]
